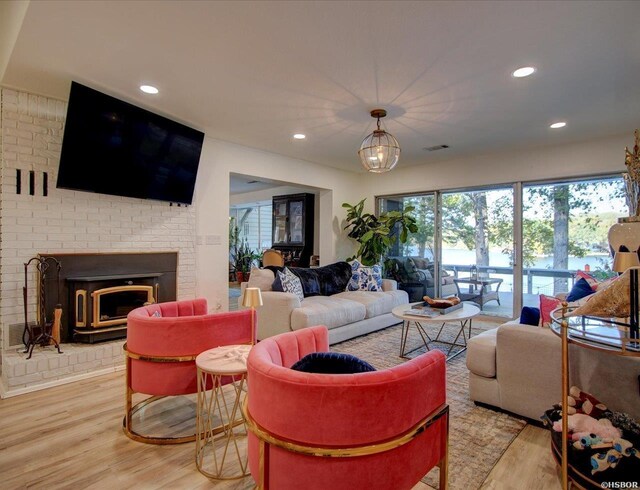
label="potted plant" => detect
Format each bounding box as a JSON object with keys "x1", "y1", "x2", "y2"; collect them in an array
[
  {"x1": 241, "y1": 247, "x2": 261, "y2": 282},
  {"x1": 229, "y1": 218, "x2": 242, "y2": 282},
  {"x1": 342, "y1": 198, "x2": 418, "y2": 266},
  {"x1": 234, "y1": 242, "x2": 262, "y2": 282}
]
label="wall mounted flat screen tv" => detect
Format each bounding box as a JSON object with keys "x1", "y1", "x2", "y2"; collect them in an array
[{"x1": 57, "y1": 82, "x2": 204, "y2": 204}]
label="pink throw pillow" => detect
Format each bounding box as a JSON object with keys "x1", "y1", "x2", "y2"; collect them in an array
[
  {"x1": 576, "y1": 271, "x2": 599, "y2": 291},
  {"x1": 539, "y1": 294, "x2": 562, "y2": 327}
]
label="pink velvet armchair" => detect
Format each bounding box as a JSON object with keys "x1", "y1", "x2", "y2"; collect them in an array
[
  {"x1": 123, "y1": 298, "x2": 254, "y2": 444},
  {"x1": 244, "y1": 325, "x2": 448, "y2": 490}
]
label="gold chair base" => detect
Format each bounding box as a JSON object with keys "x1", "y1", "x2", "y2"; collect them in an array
[
  {"x1": 123, "y1": 395, "x2": 197, "y2": 445},
  {"x1": 123, "y1": 344, "x2": 203, "y2": 445}
]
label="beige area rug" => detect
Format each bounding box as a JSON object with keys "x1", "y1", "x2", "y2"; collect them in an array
[{"x1": 332, "y1": 319, "x2": 528, "y2": 490}]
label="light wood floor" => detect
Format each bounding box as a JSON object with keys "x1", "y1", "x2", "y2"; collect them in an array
[{"x1": 0, "y1": 370, "x2": 561, "y2": 489}]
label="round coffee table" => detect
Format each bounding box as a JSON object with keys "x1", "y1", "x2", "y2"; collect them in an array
[{"x1": 391, "y1": 302, "x2": 481, "y2": 361}]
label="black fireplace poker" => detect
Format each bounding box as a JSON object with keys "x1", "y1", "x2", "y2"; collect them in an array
[{"x1": 22, "y1": 256, "x2": 63, "y2": 360}]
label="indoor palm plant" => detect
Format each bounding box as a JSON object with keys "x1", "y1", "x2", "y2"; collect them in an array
[{"x1": 342, "y1": 198, "x2": 418, "y2": 266}]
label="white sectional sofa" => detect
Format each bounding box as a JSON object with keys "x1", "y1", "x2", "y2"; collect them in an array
[
  {"x1": 466, "y1": 320, "x2": 640, "y2": 421},
  {"x1": 239, "y1": 265, "x2": 409, "y2": 344}
]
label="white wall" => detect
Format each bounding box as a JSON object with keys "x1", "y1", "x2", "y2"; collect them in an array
[
  {"x1": 194, "y1": 138, "x2": 361, "y2": 310},
  {"x1": 0, "y1": 88, "x2": 197, "y2": 355},
  {"x1": 230, "y1": 184, "x2": 313, "y2": 207},
  {"x1": 195, "y1": 132, "x2": 632, "y2": 311},
  {"x1": 0, "y1": 1, "x2": 29, "y2": 81},
  {"x1": 363, "y1": 133, "x2": 629, "y2": 200}
]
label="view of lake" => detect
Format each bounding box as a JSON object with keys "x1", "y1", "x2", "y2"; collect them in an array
[{"x1": 439, "y1": 248, "x2": 611, "y2": 295}]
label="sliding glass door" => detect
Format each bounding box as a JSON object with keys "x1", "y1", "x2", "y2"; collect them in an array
[
  {"x1": 522, "y1": 177, "x2": 627, "y2": 303},
  {"x1": 378, "y1": 194, "x2": 437, "y2": 301},
  {"x1": 440, "y1": 187, "x2": 514, "y2": 317},
  {"x1": 377, "y1": 174, "x2": 626, "y2": 319}
]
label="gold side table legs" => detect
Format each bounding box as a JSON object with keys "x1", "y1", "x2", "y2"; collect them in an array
[{"x1": 195, "y1": 368, "x2": 249, "y2": 480}]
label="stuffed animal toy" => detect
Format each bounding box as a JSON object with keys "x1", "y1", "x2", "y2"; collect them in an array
[
  {"x1": 591, "y1": 449, "x2": 622, "y2": 474},
  {"x1": 565, "y1": 386, "x2": 608, "y2": 418},
  {"x1": 590, "y1": 438, "x2": 640, "y2": 474},
  {"x1": 553, "y1": 413, "x2": 622, "y2": 442},
  {"x1": 573, "y1": 434, "x2": 612, "y2": 450}
]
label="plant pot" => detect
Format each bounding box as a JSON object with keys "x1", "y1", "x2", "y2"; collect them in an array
[
  {"x1": 235, "y1": 271, "x2": 245, "y2": 283},
  {"x1": 244, "y1": 272, "x2": 251, "y2": 282}
]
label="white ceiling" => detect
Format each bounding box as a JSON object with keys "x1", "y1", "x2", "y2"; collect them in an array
[{"x1": 3, "y1": 0, "x2": 640, "y2": 172}]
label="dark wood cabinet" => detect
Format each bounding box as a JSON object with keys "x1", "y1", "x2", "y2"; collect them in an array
[{"x1": 271, "y1": 193, "x2": 315, "y2": 267}]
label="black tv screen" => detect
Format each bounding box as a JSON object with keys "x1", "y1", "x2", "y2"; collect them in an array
[{"x1": 57, "y1": 82, "x2": 204, "y2": 204}]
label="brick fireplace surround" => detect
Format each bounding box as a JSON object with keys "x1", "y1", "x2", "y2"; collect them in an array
[{"x1": 0, "y1": 88, "x2": 197, "y2": 397}]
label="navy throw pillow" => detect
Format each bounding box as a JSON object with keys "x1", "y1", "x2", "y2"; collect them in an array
[
  {"x1": 312, "y1": 261, "x2": 352, "y2": 295},
  {"x1": 288, "y1": 267, "x2": 321, "y2": 297},
  {"x1": 519, "y1": 306, "x2": 540, "y2": 326},
  {"x1": 290, "y1": 352, "x2": 376, "y2": 374},
  {"x1": 566, "y1": 277, "x2": 595, "y2": 302}
]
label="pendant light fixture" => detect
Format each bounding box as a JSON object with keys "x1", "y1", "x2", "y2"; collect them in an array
[{"x1": 358, "y1": 109, "x2": 400, "y2": 173}]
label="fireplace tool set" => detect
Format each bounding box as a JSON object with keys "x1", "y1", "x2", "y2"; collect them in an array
[{"x1": 23, "y1": 256, "x2": 63, "y2": 360}]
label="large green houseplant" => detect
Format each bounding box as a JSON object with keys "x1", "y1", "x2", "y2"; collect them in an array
[{"x1": 342, "y1": 198, "x2": 418, "y2": 266}]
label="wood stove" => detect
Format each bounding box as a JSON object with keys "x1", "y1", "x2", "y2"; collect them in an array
[
  {"x1": 41, "y1": 252, "x2": 178, "y2": 343},
  {"x1": 68, "y1": 273, "x2": 160, "y2": 343}
]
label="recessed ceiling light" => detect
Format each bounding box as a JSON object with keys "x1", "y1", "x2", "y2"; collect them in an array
[
  {"x1": 512, "y1": 66, "x2": 536, "y2": 78},
  {"x1": 549, "y1": 121, "x2": 567, "y2": 129},
  {"x1": 140, "y1": 85, "x2": 159, "y2": 94},
  {"x1": 293, "y1": 133, "x2": 306, "y2": 140}
]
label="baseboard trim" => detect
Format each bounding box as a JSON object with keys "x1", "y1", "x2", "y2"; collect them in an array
[{"x1": 0, "y1": 364, "x2": 126, "y2": 399}]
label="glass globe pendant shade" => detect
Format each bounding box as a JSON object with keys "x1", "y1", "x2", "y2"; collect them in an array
[{"x1": 358, "y1": 110, "x2": 400, "y2": 173}]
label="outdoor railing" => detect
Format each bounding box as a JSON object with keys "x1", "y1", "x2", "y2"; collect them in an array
[{"x1": 445, "y1": 264, "x2": 577, "y2": 295}]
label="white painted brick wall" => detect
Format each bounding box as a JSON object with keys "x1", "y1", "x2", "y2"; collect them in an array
[{"x1": 0, "y1": 89, "x2": 197, "y2": 380}]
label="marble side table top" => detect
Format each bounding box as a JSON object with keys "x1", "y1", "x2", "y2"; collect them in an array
[{"x1": 195, "y1": 344, "x2": 251, "y2": 374}]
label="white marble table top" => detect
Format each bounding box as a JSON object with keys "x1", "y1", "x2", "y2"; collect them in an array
[{"x1": 196, "y1": 344, "x2": 251, "y2": 375}]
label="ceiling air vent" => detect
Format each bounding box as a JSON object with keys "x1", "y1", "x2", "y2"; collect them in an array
[
  {"x1": 423, "y1": 145, "x2": 449, "y2": 152},
  {"x1": 247, "y1": 180, "x2": 260, "y2": 184}
]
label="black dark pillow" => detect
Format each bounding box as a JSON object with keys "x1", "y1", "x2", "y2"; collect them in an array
[
  {"x1": 290, "y1": 352, "x2": 376, "y2": 374},
  {"x1": 269, "y1": 262, "x2": 352, "y2": 297},
  {"x1": 270, "y1": 267, "x2": 321, "y2": 297},
  {"x1": 288, "y1": 267, "x2": 322, "y2": 297},
  {"x1": 519, "y1": 306, "x2": 540, "y2": 326},
  {"x1": 566, "y1": 278, "x2": 594, "y2": 302},
  {"x1": 312, "y1": 261, "x2": 352, "y2": 295}
]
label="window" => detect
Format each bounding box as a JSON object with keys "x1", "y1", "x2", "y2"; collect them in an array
[
  {"x1": 229, "y1": 203, "x2": 273, "y2": 252},
  {"x1": 522, "y1": 177, "x2": 626, "y2": 301},
  {"x1": 377, "y1": 174, "x2": 627, "y2": 318}
]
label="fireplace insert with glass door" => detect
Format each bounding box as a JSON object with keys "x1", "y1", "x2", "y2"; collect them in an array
[{"x1": 67, "y1": 273, "x2": 161, "y2": 343}]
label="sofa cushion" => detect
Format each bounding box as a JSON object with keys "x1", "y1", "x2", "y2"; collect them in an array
[
  {"x1": 271, "y1": 262, "x2": 352, "y2": 297},
  {"x1": 247, "y1": 267, "x2": 275, "y2": 291},
  {"x1": 566, "y1": 277, "x2": 594, "y2": 302},
  {"x1": 576, "y1": 270, "x2": 599, "y2": 291},
  {"x1": 287, "y1": 267, "x2": 321, "y2": 297},
  {"x1": 278, "y1": 268, "x2": 304, "y2": 301},
  {"x1": 404, "y1": 257, "x2": 418, "y2": 275},
  {"x1": 311, "y1": 261, "x2": 352, "y2": 295},
  {"x1": 412, "y1": 257, "x2": 429, "y2": 269},
  {"x1": 290, "y1": 296, "x2": 366, "y2": 331},
  {"x1": 466, "y1": 327, "x2": 498, "y2": 378},
  {"x1": 519, "y1": 306, "x2": 540, "y2": 326},
  {"x1": 290, "y1": 352, "x2": 376, "y2": 374},
  {"x1": 332, "y1": 290, "x2": 408, "y2": 319},
  {"x1": 539, "y1": 294, "x2": 561, "y2": 327},
  {"x1": 347, "y1": 260, "x2": 382, "y2": 292}
]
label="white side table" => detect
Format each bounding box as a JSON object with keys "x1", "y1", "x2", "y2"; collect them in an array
[{"x1": 195, "y1": 344, "x2": 251, "y2": 480}]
